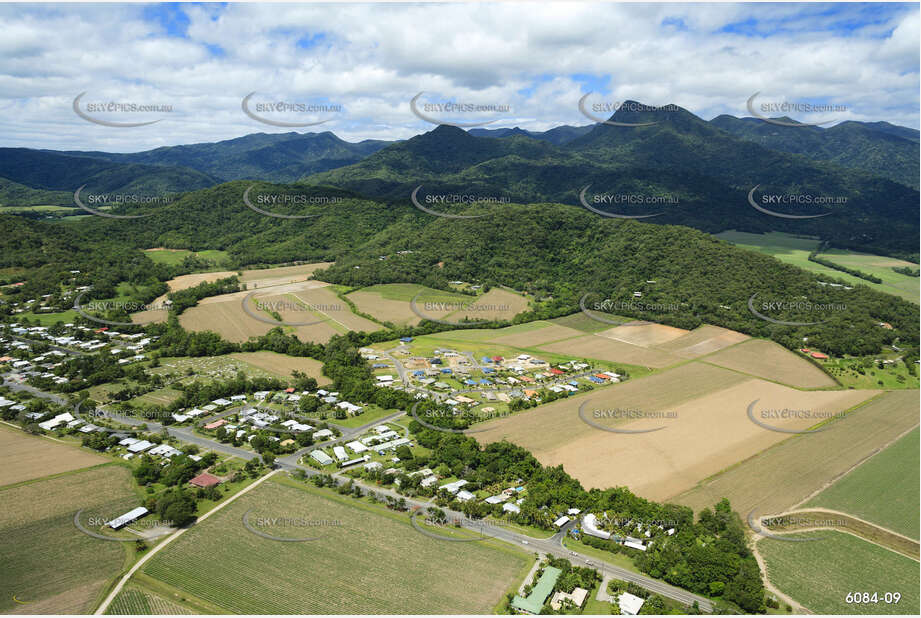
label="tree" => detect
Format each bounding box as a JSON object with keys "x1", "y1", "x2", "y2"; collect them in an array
[
  {"x1": 156, "y1": 488, "x2": 197, "y2": 527},
  {"x1": 262, "y1": 453, "x2": 276, "y2": 468}
]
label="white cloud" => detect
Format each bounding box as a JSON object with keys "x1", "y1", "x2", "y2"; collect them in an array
[{"x1": 0, "y1": 2, "x2": 916, "y2": 152}]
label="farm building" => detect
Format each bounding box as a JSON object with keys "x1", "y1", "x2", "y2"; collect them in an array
[
  {"x1": 108, "y1": 506, "x2": 149, "y2": 530},
  {"x1": 511, "y1": 566, "x2": 562, "y2": 614},
  {"x1": 189, "y1": 472, "x2": 222, "y2": 488}
]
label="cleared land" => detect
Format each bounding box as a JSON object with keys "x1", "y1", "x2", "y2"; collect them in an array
[
  {"x1": 490, "y1": 321, "x2": 586, "y2": 347},
  {"x1": 442, "y1": 287, "x2": 529, "y2": 322},
  {"x1": 656, "y1": 325, "x2": 750, "y2": 359},
  {"x1": 672, "y1": 390, "x2": 920, "y2": 516},
  {"x1": 291, "y1": 286, "x2": 380, "y2": 332},
  {"x1": 803, "y1": 427, "x2": 919, "y2": 539},
  {"x1": 0, "y1": 425, "x2": 107, "y2": 487},
  {"x1": 142, "y1": 479, "x2": 528, "y2": 614},
  {"x1": 475, "y1": 362, "x2": 872, "y2": 499},
  {"x1": 716, "y1": 230, "x2": 919, "y2": 304},
  {"x1": 703, "y1": 338, "x2": 837, "y2": 389},
  {"x1": 239, "y1": 263, "x2": 332, "y2": 288},
  {"x1": 227, "y1": 351, "x2": 326, "y2": 382},
  {"x1": 178, "y1": 281, "x2": 356, "y2": 343},
  {"x1": 758, "y1": 531, "x2": 919, "y2": 615},
  {"x1": 538, "y1": 333, "x2": 684, "y2": 369},
  {"x1": 549, "y1": 312, "x2": 618, "y2": 333},
  {"x1": 0, "y1": 465, "x2": 139, "y2": 614},
  {"x1": 597, "y1": 322, "x2": 689, "y2": 347}
]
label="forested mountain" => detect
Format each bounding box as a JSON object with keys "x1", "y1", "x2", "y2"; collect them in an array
[
  {"x1": 0, "y1": 148, "x2": 218, "y2": 197},
  {"x1": 710, "y1": 115, "x2": 920, "y2": 188},
  {"x1": 2, "y1": 181, "x2": 916, "y2": 357},
  {"x1": 307, "y1": 104, "x2": 919, "y2": 259},
  {"x1": 55, "y1": 131, "x2": 393, "y2": 183},
  {"x1": 468, "y1": 124, "x2": 593, "y2": 144}
]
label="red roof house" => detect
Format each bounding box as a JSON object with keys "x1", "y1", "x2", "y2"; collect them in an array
[{"x1": 189, "y1": 472, "x2": 221, "y2": 488}]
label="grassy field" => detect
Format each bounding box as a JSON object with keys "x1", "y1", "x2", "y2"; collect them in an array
[
  {"x1": 673, "y1": 390, "x2": 920, "y2": 516},
  {"x1": 758, "y1": 531, "x2": 920, "y2": 614},
  {"x1": 804, "y1": 427, "x2": 919, "y2": 538},
  {"x1": 129, "y1": 387, "x2": 184, "y2": 408},
  {"x1": 549, "y1": 312, "x2": 621, "y2": 333},
  {"x1": 716, "y1": 230, "x2": 919, "y2": 303},
  {"x1": 143, "y1": 248, "x2": 230, "y2": 266},
  {"x1": 142, "y1": 478, "x2": 529, "y2": 614},
  {"x1": 822, "y1": 356, "x2": 920, "y2": 390},
  {"x1": 0, "y1": 465, "x2": 140, "y2": 614},
  {"x1": 0, "y1": 424, "x2": 108, "y2": 487}
]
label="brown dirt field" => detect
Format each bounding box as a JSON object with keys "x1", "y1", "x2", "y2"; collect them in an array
[
  {"x1": 491, "y1": 323, "x2": 586, "y2": 348},
  {"x1": 166, "y1": 271, "x2": 237, "y2": 292},
  {"x1": 0, "y1": 425, "x2": 108, "y2": 487},
  {"x1": 597, "y1": 322, "x2": 689, "y2": 347},
  {"x1": 228, "y1": 352, "x2": 326, "y2": 382},
  {"x1": 474, "y1": 362, "x2": 748, "y2": 463},
  {"x1": 291, "y1": 286, "x2": 380, "y2": 332},
  {"x1": 655, "y1": 325, "x2": 751, "y2": 359},
  {"x1": 538, "y1": 334, "x2": 684, "y2": 368},
  {"x1": 179, "y1": 298, "x2": 274, "y2": 342},
  {"x1": 442, "y1": 288, "x2": 529, "y2": 322},
  {"x1": 178, "y1": 281, "x2": 350, "y2": 344},
  {"x1": 671, "y1": 390, "x2": 918, "y2": 516},
  {"x1": 474, "y1": 366, "x2": 876, "y2": 500},
  {"x1": 703, "y1": 338, "x2": 836, "y2": 388},
  {"x1": 346, "y1": 290, "x2": 456, "y2": 326},
  {"x1": 239, "y1": 263, "x2": 332, "y2": 288},
  {"x1": 6, "y1": 580, "x2": 104, "y2": 615}
]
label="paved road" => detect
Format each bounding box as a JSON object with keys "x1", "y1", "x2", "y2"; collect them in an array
[{"x1": 14, "y1": 380, "x2": 711, "y2": 612}]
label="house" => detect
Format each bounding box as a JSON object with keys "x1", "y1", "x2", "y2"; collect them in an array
[
  {"x1": 333, "y1": 446, "x2": 349, "y2": 462},
  {"x1": 455, "y1": 490, "x2": 475, "y2": 502},
  {"x1": 364, "y1": 461, "x2": 383, "y2": 471},
  {"x1": 440, "y1": 479, "x2": 469, "y2": 494},
  {"x1": 188, "y1": 472, "x2": 221, "y2": 488},
  {"x1": 617, "y1": 592, "x2": 646, "y2": 615},
  {"x1": 127, "y1": 440, "x2": 154, "y2": 453},
  {"x1": 212, "y1": 398, "x2": 232, "y2": 406},
  {"x1": 345, "y1": 440, "x2": 368, "y2": 453},
  {"x1": 38, "y1": 412, "x2": 74, "y2": 431},
  {"x1": 550, "y1": 587, "x2": 588, "y2": 610},
  {"x1": 203, "y1": 419, "x2": 228, "y2": 430},
  {"x1": 485, "y1": 494, "x2": 508, "y2": 504},
  {"x1": 420, "y1": 475, "x2": 439, "y2": 488},
  {"x1": 511, "y1": 566, "x2": 562, "y2": 614},
  {"x1": 581, "y1": 513, "x2": 611, "y2": 539},
  {"x1": 313, "y1": 429, "x2": 334, "y2": 440},
  {"x1": 310, "y1": 449, "x2": 334, "y2": 466},
  {"x1": 503, "y1": 503, "x2": 521, "y2": 514},
  {"x1": 108, "y1": 506, "x2": 149, "y2": 530},
  {"x1": 553, "y1": 515, "x2": 570, "y2": 528}
]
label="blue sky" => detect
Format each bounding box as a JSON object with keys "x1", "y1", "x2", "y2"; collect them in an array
[{"x1": 0, "y1": 2, "x2": 917, "y2": 151}]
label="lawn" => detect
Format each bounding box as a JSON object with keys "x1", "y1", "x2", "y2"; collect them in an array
[
  {"x1": 142, "y1": 477, "x2": 530, "y2": 614},
  {"x1": 758, "y1": 531, "x2": 919, "y2": 614},
  {"x1": 804, "y1": 427, "x2": 919, "y2": 538}
]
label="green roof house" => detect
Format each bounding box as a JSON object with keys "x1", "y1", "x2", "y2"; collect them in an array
[{"x1": 511, "y1": 566, "x2": 562, "y2": 614}]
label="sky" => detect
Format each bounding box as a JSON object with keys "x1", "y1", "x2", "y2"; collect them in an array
[{"x1": 0, "y1": 2, "x2": 918, "y2": 152}]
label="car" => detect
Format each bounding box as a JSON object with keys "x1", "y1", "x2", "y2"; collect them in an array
[{"x1": 521, "y1": 540, "x2": 529, "y2": 545}]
